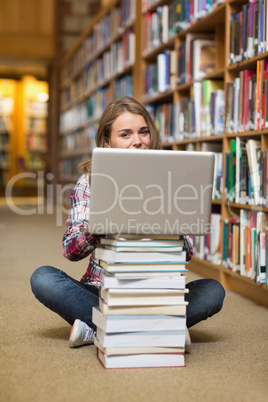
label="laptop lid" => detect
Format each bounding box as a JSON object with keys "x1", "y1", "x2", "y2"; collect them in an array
[{"x1": 88, "y1": 148, "x2": 214, "y2": 236}]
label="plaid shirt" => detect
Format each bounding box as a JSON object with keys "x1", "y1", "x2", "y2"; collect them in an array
[{"x1": 62, "y1": 174, "x2": 194, "y2": 286}]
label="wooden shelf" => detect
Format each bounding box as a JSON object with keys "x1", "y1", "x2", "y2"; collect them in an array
[
  {"x1": 142, "y1": 0, "x2": 169, "y2": 14},
  {"x1": 189, "y1": 256, "x2": 268, "y2": 307},
  {"x1": 225, "y1": 130, "x2": 268, "y2": 138},
  {"x1": 142, "y1": 37, "x2": 176, "y2": 61},
  {"x1": 223, "y1": 202, "x2": 268, "y2": 213},
  {"x1": 227, "y1": 52, "x2": 268, "y2": 72},
  {"x1": 142, "y1": 89, "x2": 174, "y2": 104},
  {"x1": 178, "y1": 2, "x2": 226, "y2": 37}
]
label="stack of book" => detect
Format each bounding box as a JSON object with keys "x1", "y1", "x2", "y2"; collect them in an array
[{"x1": 92, "y1": 234, "x2": 189, "y2": 369}]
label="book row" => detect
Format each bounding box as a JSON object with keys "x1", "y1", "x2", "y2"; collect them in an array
[
  {"x1": 84, "y1": 32, "x2": 135, "y2": 92},
  {"x1": 60, "y1": 87, "x2": 112, "y2": 133},
  {"x1": 143, "y1": 40, "x2": 218, "y2": 100},
  {"x1": 222, "y1": 211, "x2": 268, "y2": 284},
  {"x1": 86, "y1": 87, "x2": 114, "y2": 121},
  {"x1": 24, "y1": 99, "x2": 48, "y2": 117},
  {"x1": 0, "y1": 169, "x2": 9, "y2": 186},
  {"x1": 59, "y1": 126, "x2": 97, "y2": 157},
  {"x1": 0, "y1": 116, "x2": 13, "y2": 133},
  {"x1": 145, "y1": 79, "x2": 224, "y2": 140},
  {"x1": 225, "y1": 139, "x2": 268, "y2": 207},
  {"x1": 23, "y1": 153, "x2": 46, "y2": 171},
  {"x1": 225, "y1": 60, "x2": 268, "y2": 133},
  {"x1": 61, "y1": 74, "x2": 133, "y2": 131},
  {"x1": 0, "y1": 151, "x2": 10, "y2": 169},
  {"x1": 144, "y1": 67, "x2": 267, "y2": 139},
  {"x1": 194, "y1": 212, "x2": 222, "y2": 265},
  {"x1": 84, "y1": 0, "x2": 136, "y2": 64},
  {"x1": 26, "y1": 133, "x2": 47, "y2": 153},
  {"x1": 142, "y1": 0, "x2": 225, "y2": 32},
  {"x1": 229, "y1": 0, "x2": 268, "y2": 65},
  {"x1": 143, "y1": 50, "x2": 176, "y2": 96},
  {"x1": 0, "y1": 96, "x2": 14, "y2": 114},
  {"x1": 194, "y1": 210, "x2": 268, "y2": 285},
  {"x1": 25, "y1": 117, "x2": 47, "y2": 134},
  {"x1": 178, "y1": 34, "x2": 216, "y2": 85},
  {"x1": 63, "y1": 32, "x2": 134, "y2": 107},
  {"x1": 177, "y1": 80, "x2": 224, "y2": 138},
  {"x1": 62, "y1": 0, "x2": 225, "y2": 85},
  {"x1": 92, "y1": 234, "x2": 188, "y2": 368},
  {"x1": 143, "y1": 0, "x2": 190, "y2": 52},
  {"x1": 62, "y1": 0, "x2": 136, "y2": 83},
  {"x1": 59, "y1": 156, "x2": 88, "y2": 180},
  {"x1": 0, "y1": 132, "x2": 9, "y2": 148}
]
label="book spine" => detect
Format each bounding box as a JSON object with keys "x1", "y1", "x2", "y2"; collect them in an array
[{"x1": 247, "y1": 1, "x2": 255, "y2": 59}]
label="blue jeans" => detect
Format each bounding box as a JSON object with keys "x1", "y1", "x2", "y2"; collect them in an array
[{"x1": 30, "y1": 266, "x2": 225, "y2": 330}]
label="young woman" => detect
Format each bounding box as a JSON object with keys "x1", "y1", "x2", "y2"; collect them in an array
[{"x1": 30, "y1": 97, "x2": 225, "y2": 348}]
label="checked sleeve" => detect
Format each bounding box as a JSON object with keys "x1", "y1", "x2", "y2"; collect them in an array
[
  {"x1": 184, "y1": 235, "x2": 194, "y2": 261},
  {"x1": 62, "y1": 174, "x2": 100, "y2": 262}
]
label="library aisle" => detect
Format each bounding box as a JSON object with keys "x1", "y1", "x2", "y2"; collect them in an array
[
  {"x1": 0, "y1": 76, "x2": 49, "y2": 197},
  {"x1": 0, "y1": 205, "x2": 267, "y2": 402}
]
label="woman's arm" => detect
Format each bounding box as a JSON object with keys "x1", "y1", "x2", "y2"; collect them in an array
[
  {"x1": 184, "y1": 235, "x2": 194, "y2": 261},
  {"x1": 62, "y1": 174, "x2": 100, "y2": 261}
]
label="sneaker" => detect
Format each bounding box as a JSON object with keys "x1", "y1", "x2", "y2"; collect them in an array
[
  {"x1": 185, "y1": 327, "x2": 192, "y2": 354},
  {"x1": 69, "y1": 319, "x2": 95, "y2": 348}
]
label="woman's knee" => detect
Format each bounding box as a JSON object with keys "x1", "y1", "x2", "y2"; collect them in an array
[
  {"x1": 212, "y1": 279, "x2": 225, "y2": 306},
  {"x1": 30, "y1": 265, "x2": 59, "y2": 298}
]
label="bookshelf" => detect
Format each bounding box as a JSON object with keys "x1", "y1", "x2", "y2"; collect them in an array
[
  {"x1": 59, "y1": 0, "x2": 268, "y2": 307},
  {"x1": 23, "y1": 99, "x2": 48, "y2": 173},
  {"x1": 0, "y1": 77, "x2": 49, "y2": 195},
  {"x1": 59, "y1": 0, "x2": 139, "y2": 189},
  {"x1": 12, "y1": 76, "x2": 49, "y2": 193},
  {"x1": 0, "y1": 96, "x2": 13, "y2": 191},
  {"x1": 0, "y1": 79, "x2": 16, "y2": 194}
]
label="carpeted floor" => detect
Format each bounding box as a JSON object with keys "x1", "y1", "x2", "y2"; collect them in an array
[{"x1": 1, "y1": 204, "x2": 267, "y2": 402}]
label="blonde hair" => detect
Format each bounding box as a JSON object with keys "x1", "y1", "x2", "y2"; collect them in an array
[{"x1": 79, "y1": 96, "x2": 160, "y2": 174}]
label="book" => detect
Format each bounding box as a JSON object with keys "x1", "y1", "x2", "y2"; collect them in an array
[
  {"x1": 92, "y1": 307, "x2": 186, "y2": 333},
  {"x1": 95, "y1": 247, "x2": 187, "y2": 263},
  {"x1": 99, "y1": 260, "x2": 187, "y2": 273},
  {"x1": 94, "y1": 337, "x2": 185, "y2": 355},
  {"x1": 201, "y1": 80, "x2": 224, "y2": 137},
  {"x1": 240, "y1": 209, "x2": 248, "y2": 276},
  {"x1": 98, "y1": 298, "x2": 188, "y2": 316},
  {"x1": 101, "y1": 245, "x2": 184, "y2": 252},
  {"x1": 246, "y1": 139, "x2": 262, "y2": 205},
  {"x1": 209, "y1": 213, "x2": 222, "y2": 265},
  {"x1": 157, "y1": 52, "x2": 168, "y2": 92},
  {"x1": 101, "y1": 271, "x2": 186, "y2": 289},
  {"x1": 192, "y1": 39, "x2": 216, "y2": 80},
  {"x1": 107, "y1": 234, "x2": 183, "y2": 240},
  {"x1": 112, "y1": 271, "x2": 185, "y2": 278},
  {"x1": 100, "y1": 288, "x2": 189, "y2": 306},
  {"x1": 97, "y1": 349, "x2": 185, "y2": 369},
  {"x1": 100, "y1": 237, "x2": 185, "y2": 247},
  {"x1": 185, "y1": 32, "x2": 215, "y2": 82},
  {"x1": 256, "y1": 212, "x2": 268, "y2": 284},
  {"x1": 96, "y1": 327, "x2": 186, "y2": 347}
]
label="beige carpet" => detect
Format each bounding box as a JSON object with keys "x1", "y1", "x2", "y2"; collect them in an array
[{"x1": 1, "y1": 204, "x2": 267, "y2": 402}]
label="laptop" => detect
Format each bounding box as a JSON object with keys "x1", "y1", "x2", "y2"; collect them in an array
[{"x1": 87, "y1": 148, "x2": 214, "y2": 236}]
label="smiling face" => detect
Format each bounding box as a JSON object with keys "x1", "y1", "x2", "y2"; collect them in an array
[{"x1": 106, "y1": 111, "x2": 151, "y2": 149}]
